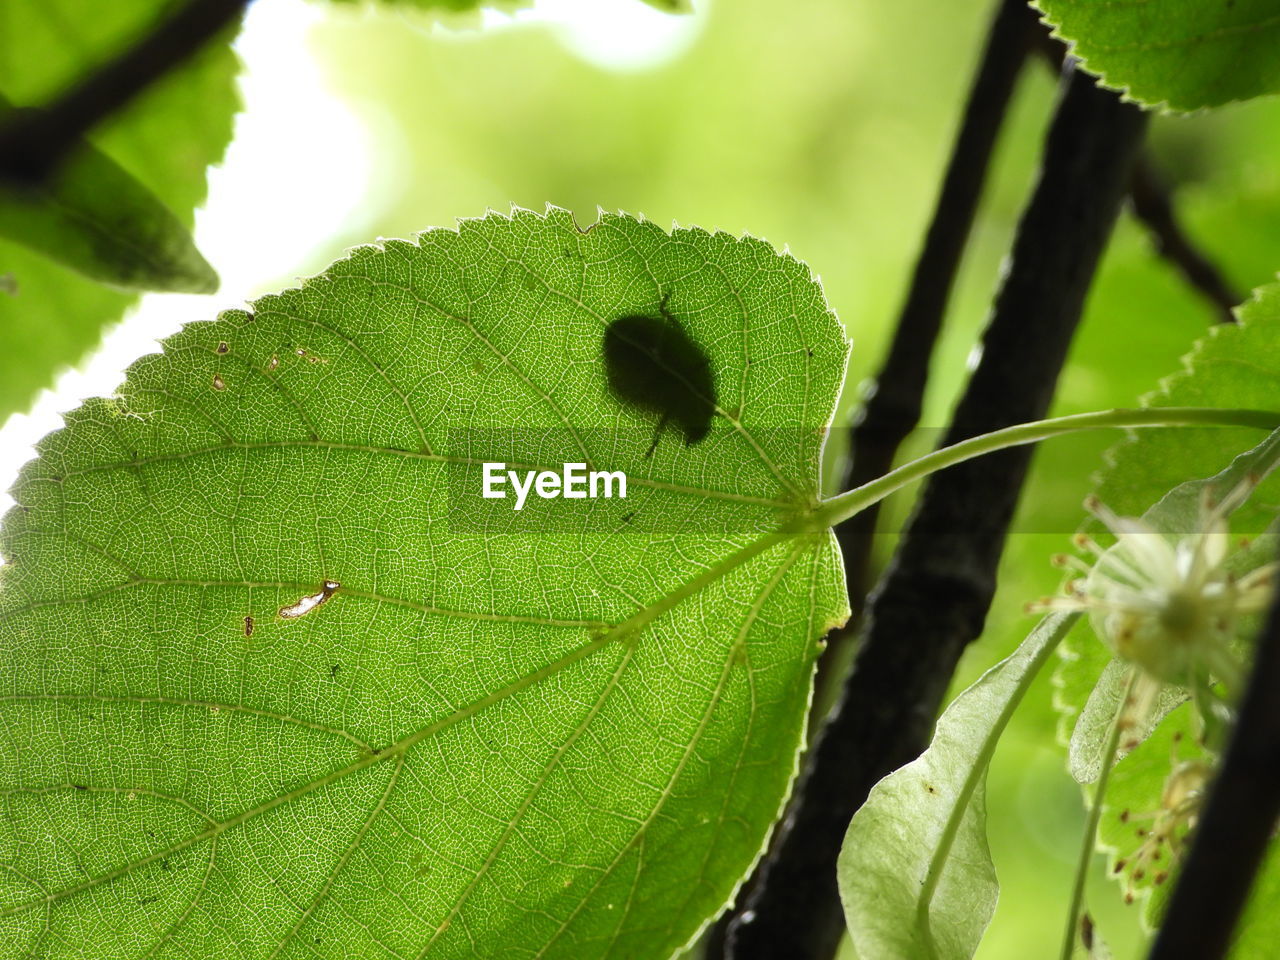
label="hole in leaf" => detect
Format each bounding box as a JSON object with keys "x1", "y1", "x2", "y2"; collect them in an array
[{"x1": 279, "y1": 580, "x2": 340, "y2": 620}]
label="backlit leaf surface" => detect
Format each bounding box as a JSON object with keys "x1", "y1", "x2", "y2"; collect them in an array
[
  {"x1": 1036, "y1": 0, "x2": 1280, "y2": 111},
  {"x1": 0, "y1": 208, "x2": 850, "y2": 959}
]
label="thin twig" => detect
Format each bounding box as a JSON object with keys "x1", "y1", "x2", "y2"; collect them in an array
[
  {"x1": 1146, "y1": 587, "x2": 1280, "y2": 960},
  {"x1": 0, "y1": 0, "x2": 251, "y2": 184},
  {"x1": 723, "y1": 64, "x2": 1149, "y2": 960},
  {"x1": 1128, "y1": 155, "x2": 1242, "y2": 324},
  {"x1": 1034, "y1": 35, "x2": 1241, "y2": 325}
]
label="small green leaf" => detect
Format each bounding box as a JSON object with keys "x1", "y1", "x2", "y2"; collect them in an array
[
  {"x1": 0, "y1": 107, "x2": 218, "y2": 293},
  {"x1": 1101, "y1": 699, "x2": 1280, "y2": 950},
  {"x1": 1068, "y1": 659, "x2": 1185, "y2": 784},
  {"x1": 1096, "y1": 704, "x2": 1196, "y2": 927},
  {"x1": 0, "y1": 0, "x2": 239, "y2": 419},
  {"x1": 0, "y1": 208, "x2": 850, "y2": 958},
  {"x1": 838, "y1": 612, "x2": 1078, "y2": 960},
  {"x1": 1035, "y1": 0, "x2": 1280, "y2": 111}
]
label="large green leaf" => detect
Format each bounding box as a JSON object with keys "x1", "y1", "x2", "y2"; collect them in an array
[
  {"x1": 0, "y1": 208, "x2": 850, "y2": 959},
  {"x1": 838, "y1": 612, "x2": 1078, "y2": 960},
  {"x1": 0, "y1": 0, "x2": 239, "y2": 420},
  {"x1": 1035, "y1": 0, "x2": 1280, "y2": 112}
]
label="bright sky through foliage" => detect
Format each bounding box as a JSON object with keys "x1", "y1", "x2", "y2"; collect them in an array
[{"x1": 477, "y1": 0, "x2": 703, "y2": 70}]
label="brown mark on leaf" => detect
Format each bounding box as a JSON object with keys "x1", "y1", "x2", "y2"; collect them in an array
[
  {"x1": 295, "y1": 347, "x2": 327, "y2": 365},
  {"x1": 212, "y1": 374, "x2": 226, "y2": 391},
  {"x1": 243, "y1": 615, "x2": 255, "y2": 638},
  {"x1": 279, "y1": 580, "x2": 340, "y2": 620},
  {"x1": 216, "y1": 341, "x2": 230, "y2": 354},
  {"x1": 267, "y1": 355, "x2": 280, "y2": 373},
  {"x1": 0, "y1": 273, "x2": 17, "y2": 296}
]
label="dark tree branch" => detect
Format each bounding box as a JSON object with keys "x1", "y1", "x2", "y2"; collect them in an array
[
  {"x1": 1128, "y1": 155, "x2": 1242, "y2": 324},
  {"x1": 0, "y1": 0, "x2": 251, "y2": 185},
  {"x1": 710, "y1": 11, "x2": 1041, "y2": 949},
  {"x1": 833, "y1": 0, "x2": 1044, "y2": 628},
  {"x1": 722, "y1": 65, "x2": 1149, "y2": 960},
  {"x1": 1146, "y1": 587, "x2": 1280, "y2": 960}
]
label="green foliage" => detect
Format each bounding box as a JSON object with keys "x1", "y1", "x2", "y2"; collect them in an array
[
  {"x1": 1036, "y1": 0, "x2": 1280, "y2": 112},
  {"x1": 1094, "y1": 282, "x2": 1280, "y2": 524},
  {"x1": 1045, "y1": 285, "x2": 1280, "y2": 954},
  {"x1": 0, "y1": 104, "x2": 217, "y2": 293},
  {"x1": 1056, "y1": 281, "x2": 1280, "y2": 762},
  {"x1": 0, "y1": 0, "x2": 239, "y2": 420},
  {"x1": 0, "y1": 208, "x2": 850, "y2": 958},
  {"x1": 838, "y1": 612, "x2": 1079, "y2": 960}
]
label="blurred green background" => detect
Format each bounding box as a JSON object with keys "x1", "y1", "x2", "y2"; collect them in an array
[{"x1": 13, "y1": 0, "x2": 1280, "y2": 954}]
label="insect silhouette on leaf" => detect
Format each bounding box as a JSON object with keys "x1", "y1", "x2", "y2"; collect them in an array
[{"x1": 603, "y1": 294, "x2": 716, "y2": 458}]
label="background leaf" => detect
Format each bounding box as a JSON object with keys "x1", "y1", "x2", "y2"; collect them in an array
[
  {"x1": 0, "y1": 103, "x2": 217, "y2": 293},
  {"x1": 0, "y1": 0, "x2": 239, "y2": 420},
  {"x1": 838, "y1": 612, "x2": 1079, "y2": 960},
  {"x1": 0, "y1": 208, "x2": 850, "y2": 959},
  {"x1": 1035, "y1": 0, "x2": 1280, "y2": 112}
]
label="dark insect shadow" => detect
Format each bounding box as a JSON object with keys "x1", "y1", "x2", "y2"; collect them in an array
[{"x1": 603, "y1": 294, "x2": 717, "y2": 458}]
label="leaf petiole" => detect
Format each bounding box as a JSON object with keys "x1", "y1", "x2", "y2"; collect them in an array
[{"x1": 809, "y1": 406, "x2": 1280, "y2": 532}]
